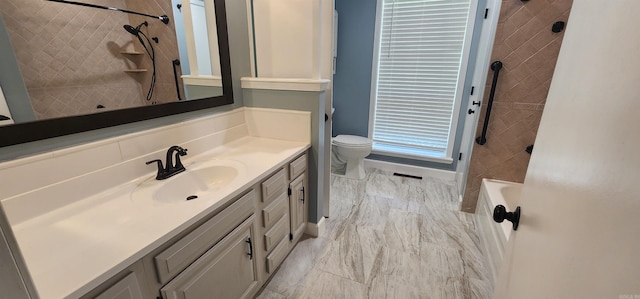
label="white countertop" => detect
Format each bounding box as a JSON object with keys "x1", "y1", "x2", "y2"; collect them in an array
[{"x1": 10, "y1": 137, "x2": 309, "y2": 299}]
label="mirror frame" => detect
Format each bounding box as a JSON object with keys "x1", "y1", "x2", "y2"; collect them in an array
[{"x1": 0, "y1": 0, "x2": 232, "y2": 147}]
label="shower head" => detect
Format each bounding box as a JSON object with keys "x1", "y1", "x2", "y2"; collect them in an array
[
  {"x1": 121, "y1": 19, "x2": 157, "y2": 102},
  {"x1": 123, "y1": 21, "x2": 148, "y2": 36},
  {"x1": 123, "y1": 24, "x2": 138, "y2": 35}
]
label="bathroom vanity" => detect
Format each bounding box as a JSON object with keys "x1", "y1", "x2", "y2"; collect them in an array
[
  {"x1": 82, "y1": 152, "x2": 308, "y2": 299},
  {"x1": 0, "y1": 107, "x2": 313, "y2": 298}
]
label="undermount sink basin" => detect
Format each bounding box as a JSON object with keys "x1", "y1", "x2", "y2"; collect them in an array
[{"x1": 132, "y1": 159, "x2": 247, "y2": 203}]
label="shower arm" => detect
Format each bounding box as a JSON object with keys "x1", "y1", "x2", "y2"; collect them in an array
[{"x1": 45, "y1": 0, "x2": 170, "y2": 24}]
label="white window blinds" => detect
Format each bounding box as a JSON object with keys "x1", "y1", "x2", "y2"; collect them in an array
[{"x1": 372, "y1": 0, "x2": 473, "y2": 160}]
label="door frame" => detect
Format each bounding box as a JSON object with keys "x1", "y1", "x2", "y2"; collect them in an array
[{"x1": 455, "y1": 0, "x2": 503, "y2": 200}]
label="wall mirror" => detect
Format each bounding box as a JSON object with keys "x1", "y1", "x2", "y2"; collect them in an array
[{"x1": 0, "y1": 0, "x2": 232, "y2": 147}]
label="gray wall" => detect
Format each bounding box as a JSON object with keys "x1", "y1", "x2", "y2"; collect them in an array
[
  {"x1": 0, "y1": 0, "x2": 251, "y2": 161},
  {"x1": 185, "y1": 85, "x2": 223, "y2": 99},
  {"x1": 243, "y1": 89, "x2": 326, "y2": 224},
  {"x1": 332, "y1": 0, "x2": 487, "y2": 171}
]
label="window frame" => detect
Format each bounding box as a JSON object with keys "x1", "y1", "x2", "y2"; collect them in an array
[{"x1": 368, "y1": 0, "x2": 480, "y2": 163}]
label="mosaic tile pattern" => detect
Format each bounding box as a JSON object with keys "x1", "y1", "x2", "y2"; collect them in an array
[
  {"x1": 462, "y1": 0, "x2": 574, "y2": 213},
  {"x1": 257, "y1": 170, "x2": 492, "y2": 299}
]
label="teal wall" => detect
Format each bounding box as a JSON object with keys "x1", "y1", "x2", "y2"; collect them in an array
[{"x1": 331, "y1": 0, "x2": 376, "y2": 139}]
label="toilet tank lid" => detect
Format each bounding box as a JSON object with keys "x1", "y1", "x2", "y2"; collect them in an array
[{"x1": 334, "y1": 135, "x2": 372, "y2": 145}]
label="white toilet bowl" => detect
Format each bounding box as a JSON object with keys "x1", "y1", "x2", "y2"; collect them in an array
[{"x1": 331, "y1": 135, "x2": 372, "y2": 180}]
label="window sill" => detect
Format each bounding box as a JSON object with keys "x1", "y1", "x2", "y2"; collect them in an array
[
  {"x1": 240, "y1": 77, "x2": 330, "y2": 91},
  {"x1": 182, "y1": 75, "x2": 222, "y2": 87},
  {"x1": 372, "y1": 144, "x2": 454, "y2": 164}
]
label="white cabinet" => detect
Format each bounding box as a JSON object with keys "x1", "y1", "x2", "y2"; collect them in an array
[
  {"x1": 94, "y1": 273, "x2": 144, "y2": 299},
  {"x1": 161, "y1": 215, "x2": 260, "y2": 299},
  {"x1": 258, "y1": 153, "x2": 308, "y2": 277},
  {"x1": 259, "y1": 167, "x2": 291, "y2": 276},
  {"x1": 80, "y1": 261, "x2": 150, "y2": 299},
  {"x1": 83, "y1": 152, "x2": 309, "y2": 299},
  {"x1": 288, "y1": 154, "x2": 307, "y2": 180},
  {"x1": 263, "y1": 215, "x2": 289, "y2": 252},
  {"x1": 289, "y1": 173, "x2": 306, "y2": 242},
  {"x1": 265, "y1": 235, "x2": 289, "y2": 274},
  {"x1": 262, "y1": 193, "x2": 288, "y2": 229},
  {"x1": 154, "y1": 191, "x2": 256, "y2": 284},
  {"x1": 261, "y1": 168, "x2": 287, "y2": 203},
  {"x1": 288, "y1": 154, "x2": 308, "y2": 243}
]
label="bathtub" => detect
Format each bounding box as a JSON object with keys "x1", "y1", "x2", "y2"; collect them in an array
[{"x1": 475, "y1": 178, "x2": 522, "y2": 286}]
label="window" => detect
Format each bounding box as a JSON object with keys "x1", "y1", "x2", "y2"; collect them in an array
[{"x1": 370, "y1": 0, "x2": 477, "y2": 162}]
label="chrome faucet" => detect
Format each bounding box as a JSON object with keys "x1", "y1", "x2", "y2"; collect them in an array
[{"x1": 146, "y1": 146, "x2": 188, "y2": 180}]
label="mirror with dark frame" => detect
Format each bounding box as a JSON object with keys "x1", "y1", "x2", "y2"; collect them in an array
[{"x1": 0, "y1": 0, "x2": 232, "y2": 147}]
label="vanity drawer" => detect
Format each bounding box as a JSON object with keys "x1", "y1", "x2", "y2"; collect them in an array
[
  {"x1": 154, "y1": 190, "x2": 256, "y2": 284},
  {"x1": 262, "y1": 192, "x2": 288, "y2": 228},
  {"x1": 289, "y1": 154, "x2": 307, "y2": 180},
  {"x1": 265, "y1": 236, "x2": 289, "y2": 274},
  {"x1": 264, "y1": 215, "x2": 289, "y2": 252},
  {"x1": 261, "y1": 168, "x2": 287, "y2": 203}
]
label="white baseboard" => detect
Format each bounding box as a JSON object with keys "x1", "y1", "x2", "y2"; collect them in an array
[
  {"x1": 364, "y1": 158, "x2": 457, "y2": 182},
  {"x1": 455, "y1": 171, "x2": 465, "y2": 199},
  {"x1": 305, "y1": 217, "x2": 326, "y2": 237}
]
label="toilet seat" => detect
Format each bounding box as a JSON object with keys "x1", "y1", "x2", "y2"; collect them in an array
[{"x1": 332, "y1": 135, "x2": 372, "y2": 148}]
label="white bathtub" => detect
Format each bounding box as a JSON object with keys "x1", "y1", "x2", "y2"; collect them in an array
[{"x1": 475, "y1": 178, "x2": 522, "y2": 286}]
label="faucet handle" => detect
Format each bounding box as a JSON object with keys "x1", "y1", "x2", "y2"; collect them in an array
[
  {"x1": 174, "y1": 148, "x2": 188, "y2": 169},
  {"x1": 146, "y1": 159, "x2": 163, "y2": 168},
  {"x1": 146, "y1": 159, "x2": 166, "y2": 180}
]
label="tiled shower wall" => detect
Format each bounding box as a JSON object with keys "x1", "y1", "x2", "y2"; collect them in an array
[
  {"x1": 124, "y1": 0, "x2": 185, "y2": 105},
  {"x1": 461, "y1": 0, "x2": 573, "y2": 213},
  {"x1": 1, "y1": 0, "x2": 142, "y2": 119},
  {"x1": 0, "y1": 0, "x2": 183, "y2": 120}
]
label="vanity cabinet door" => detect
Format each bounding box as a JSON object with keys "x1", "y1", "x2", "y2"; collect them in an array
[
  {"x1": 289, "y1": 173, "x2": 307, "y2": 242},
  {"x1": 160, "y1": 215, "x2": 260, "y2": 299},
  {"x1": 81, "y1": 261, "x2": 151, "y2": 299},
  {"x1": 94, "y1": 272, "x2": 143, "y2": 299},
  {"x1": 154, "y1": 191, "x2": 256, "y2": 284}
]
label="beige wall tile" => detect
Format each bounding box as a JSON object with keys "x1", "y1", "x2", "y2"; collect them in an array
[
  {"x1": 522, "y1": 0, "x2": 549, "y2": 15},
  {"x1": 1, "y1": 0, "x2": 184, "y2": 119},
  {"x1": 463, "y1": 0, "x2": 573, "y2": 212},
  {"x1": 506, "y1": 6, "x2": 533, "y2": 28},
  {"x1": 512, "y1": 40, "x2": 538, "y2": 63}
]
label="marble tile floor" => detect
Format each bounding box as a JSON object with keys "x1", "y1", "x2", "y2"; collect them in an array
[{"x1": 256, "y1": 168, "x2": 492, "y2": 299}]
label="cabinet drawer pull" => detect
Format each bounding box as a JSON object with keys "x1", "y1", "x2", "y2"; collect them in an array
[{"x1": 246, "y1": 237, "x2": 253, "y2": 260}]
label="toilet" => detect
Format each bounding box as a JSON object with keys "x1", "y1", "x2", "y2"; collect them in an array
[{"x1": 331, "y1": 135, "x2": 372, "y2": 180}]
